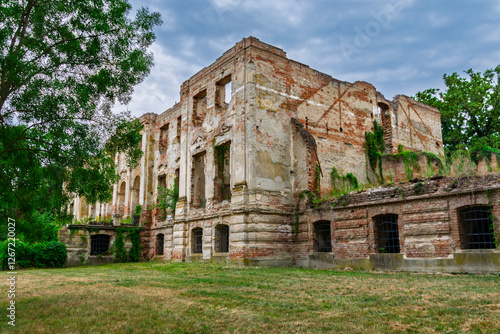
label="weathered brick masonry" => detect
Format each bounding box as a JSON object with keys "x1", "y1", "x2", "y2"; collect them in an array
[
  {"x1": 60, "y1": 37, "x2": 499, "y2": 273},
  {"x1": 300, "y1": 175, "x2": 500, "y2": 273}
]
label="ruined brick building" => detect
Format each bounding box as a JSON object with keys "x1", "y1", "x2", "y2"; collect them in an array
[{"x1": 60, "y1": 37, "x2": 500, "y2": 273}]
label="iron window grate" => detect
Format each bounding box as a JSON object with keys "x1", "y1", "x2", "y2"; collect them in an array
[
  {"x1": 314, "y1": 221, "x2": 332, "y2": 252},
  {"x1": 192, "y1": 228, "x2": 203, "y2": 254},
  {"x1": 90, "y1": 234, "x2": 110, "y2": 255},
  {"x1": 376, "y1": 214, "x2": 400, "y2": 253},
  {"x1": 460, "y1": 206, "x2": 496, "y2": 249},
  {"x1": 215, "y1": 225, "x2": 229, "y2": 253}
]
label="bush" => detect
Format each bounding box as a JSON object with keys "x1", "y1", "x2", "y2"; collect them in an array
[{"x1": 1, "y1": 240, "x2": 67, "y2": 270}]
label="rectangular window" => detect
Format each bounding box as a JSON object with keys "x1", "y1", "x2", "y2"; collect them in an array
[
  {"x1": 176, "y1": 116, "x2": 182, "y2": 140},
  {"x1": 214, "y1": 224, "x2": 229, "y2": 253},
  {"x1": 191, "y1": 152, "x2": 206, "y2": 208},
  {"x1": 214, "y1": 142, "x2": 231, "y2": 203},
  {"x1": 459, "y1": 206, "x2": 496, "y2": 249},
  {"x1": 193, "y1": 90, "x2": 207, "y2": 126},
  {"x1": 192, "y1": 228, "x2": 203, "y2": 254},
  {"x1": 90, "y1": 234, "x2": 110, "y2": 256},
  {"x1": 157, "y1": 174, "x2": 167, "y2": 220},
  {"x1": 156, "y1": 234, "x2": 164, "y2": 256},
  {"x1": 215, "y1": 75, "x2": 232, "y2": 108},
  {"x1": 160, "y1": 123, "x2": 169, "y2": 153},
  {"x1": 313, "y1": 221, "x2": 332, "y2": 252},
  {"x1": 158, "y1": 174, "x2": 166, "y2": 189},
  {"x1": 374, "y1": 214, "x2": 400, "y2": 253}
]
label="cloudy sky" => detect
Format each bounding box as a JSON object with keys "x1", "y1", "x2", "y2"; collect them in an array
[{"x1": 120, "y1": 0, "x2": 500, "y2": 117}]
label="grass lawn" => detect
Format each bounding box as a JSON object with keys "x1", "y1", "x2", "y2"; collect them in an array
[{"x1": 0, "y1": 262, "x2": 499, "y2": 333}]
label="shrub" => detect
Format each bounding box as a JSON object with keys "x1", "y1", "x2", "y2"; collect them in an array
[{"x1": 1, "y1": 240, "x2": 67, "y2": 270}]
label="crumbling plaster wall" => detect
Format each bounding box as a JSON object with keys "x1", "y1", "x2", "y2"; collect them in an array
[
  {"x1": 249, "y1": 41, "x2": 443, "y2": 198},
  {"x1": 68, "y1": 37, "x2": 447, "y2": 265}
]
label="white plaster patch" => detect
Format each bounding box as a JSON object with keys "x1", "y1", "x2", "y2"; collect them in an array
[{"x1": 256, "y1": 84, "x2": 329, "y2": 108}]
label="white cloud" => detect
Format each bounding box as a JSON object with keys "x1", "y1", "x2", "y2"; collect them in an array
[
  {"x1": 113, "y1": 43, "x2": 201, "y2": 117},
  {"x1": 427, "y1": 12, "x2": 451, "y2": 28},
  {"x1": 240, "y1": 0, "x2": 308, "y2": 27}
]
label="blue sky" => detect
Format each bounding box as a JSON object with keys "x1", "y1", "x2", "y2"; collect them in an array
[{"x1": 120, "y1": 0, "x2": 500, "y2": 117}]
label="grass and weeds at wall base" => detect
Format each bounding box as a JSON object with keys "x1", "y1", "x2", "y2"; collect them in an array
[{"x1": 0, "y1": 262, "x2": 498, "y2": 333}]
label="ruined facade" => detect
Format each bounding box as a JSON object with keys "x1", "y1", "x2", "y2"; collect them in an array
[{"x1": 62, "y1": 38, "x2": 499, "y2": 273}]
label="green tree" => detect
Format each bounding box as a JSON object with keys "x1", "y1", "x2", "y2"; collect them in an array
[
  {"x1": 415, "y1": 67, "x2": 500, "y2": 156},
  {"x1": 0, "y1": 1, "x2": 161, "y2": 238}
]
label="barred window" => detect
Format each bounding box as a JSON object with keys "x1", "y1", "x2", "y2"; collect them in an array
[
  {"x1": 156, "y1": 234, "x2": 164, "y2": 256},
  {"x1": 214, "y1": 224, "x2": 229, "y2": 253},
  {"x1": 374, "y1": 214, "x2": 400, "y2": 253},
  {"x1": 459, "y1": 206, "x2": 496, "y2": 249},
  {"x1": 192, "y1": 228, "x2": 203, "y2": 254},
  {"x1": 90, "y1": 234, "x2": 110, "y2": 256},
  {"x1": 313, "y1": 221, "x2": 332, "y2": 252}
]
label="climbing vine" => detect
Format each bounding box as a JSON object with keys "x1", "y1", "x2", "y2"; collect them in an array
[
  {"x1": 113, "y1": 228, "x2": 141, "y2": 263},
  {"x1": 364, "y1": 123, "x2": 444, "y2": 182},
  {"x1": 364, "y1": 120, "x2": 385, "y2": 183},
  {"x1": 314, "y1": 163, "x2": 321, "y2": 195},
  {"x1": 128, "y1": 228, "x2": 141, "y2": 262},
  {"x1": 113, "y1": 230, "x2": 128, "y2": 263}
]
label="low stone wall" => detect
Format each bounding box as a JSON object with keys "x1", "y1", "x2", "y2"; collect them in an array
[
  {"x1": 300, "y1": 175, "x2": 500, "y2": 273},
  {"x1": 58, "y1": 224, "x2": 141, "y2": 266}
]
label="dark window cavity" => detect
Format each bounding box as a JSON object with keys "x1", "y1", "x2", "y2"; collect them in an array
[
  {"x1": 90, "y1": 234, "x2": 110, "y2": 256},
  {"x1": 192, "y1": 228, "x2": 203, "y2": 254},
  {"x1": 214, "y1": 224, "x2": 229, "y2": 253},
  {"x1": 374, "y1": 214, "x2": 400, "y2": 253},
  {"x1": 459, "y1": 206, "x2": 496, "y2": 249},
  {"x1": 313, "y1": 221, "x2": 332, "y2": 252}
]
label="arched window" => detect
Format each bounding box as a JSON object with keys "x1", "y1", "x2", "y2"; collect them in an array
[
  {"x1": 117, "y1": 181, "x2": 126, "y2": 216},
  {"x1": 192, "y1": 228, "x2": 203, "y2": 254},
  {"x1": 313, "y1": 221, "x2": 332, "y2": 252},
  {"x1": 156, "y1": 234, "x2": 164, "y2": 256},
  {"x1": 459, "y1": 206, "x2": 496, "y2": 249},
  {"x1": 90, "y1": 234, "x2": 110, "y2": 256},
  {"x1": 214, "y1": 224, "x2": 229, "y2": 253},
  {"x1": 131, "y1": 176, "x2": 140, "y2": 213},
  {"x1": 374, "y1": 214, "x2": 400, "y2": 253}
]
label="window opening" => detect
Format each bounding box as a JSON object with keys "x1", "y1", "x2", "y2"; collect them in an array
[
  {"x1": 90, "y1": 234, "x2": 110, "y2": 255},
  {"x1": 156, "y1": 234, "x2": 164, "y2": 255},
  {"x1": 214, "y1": 224, "x2": 229, "y2": 253},
  {"x1": 191, "y1": 152, "x2": 206, "y2": 208},
  {"x1": 216, "y1": 75, "x2": 232, "y2": 107},
  {"x1": 117, "y1": 181, "x2": 126, "y2": 216},
  {"x1": 193, "y1": 90, "x2": 207, "y2": 126},
  {"x1": 160, "y1": 123, "x2": 169, "y2": 153},
  {"x1": 374, "y1": 214, "x2": 400, "y2": 253},
  {"x1": 214, "y1": 142, "x2": 231, "y2": 202},
  {"x1": 176, "y1": 116, "x2": 182, "y2": 140},
  {"x1": 459, "y1": 206, "x2": 496, "y2": 249},
  {"x1": 313, "y1": 221, "x2": 332, "y2": 252},
  {"x1": 192, "y1": 228, "x2": 203, "y2": 254}
]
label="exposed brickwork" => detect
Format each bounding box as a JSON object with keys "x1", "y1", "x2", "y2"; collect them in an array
[
  {"x1": 308, "y1": 175, "x2": 500, "y2": 263},
  {"x1": 62, "y1": 38, "x2": 500, "y2": 273}
]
